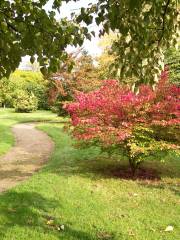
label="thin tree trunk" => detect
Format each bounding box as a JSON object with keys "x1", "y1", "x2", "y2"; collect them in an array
[{"x1": 129, "y1": 158, "x2": 137, "y2": 177}]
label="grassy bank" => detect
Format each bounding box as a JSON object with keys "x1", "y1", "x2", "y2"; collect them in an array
[{"x1": 0, "y1": 109, "x2": 179, "y2": 239}]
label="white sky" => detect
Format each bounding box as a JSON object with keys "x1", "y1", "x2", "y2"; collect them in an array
[{"x1": 20, "y1": 0, "x2": 101, "y2": 69}]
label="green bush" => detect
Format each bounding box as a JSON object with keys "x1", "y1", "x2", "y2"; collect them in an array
[
  {"x1": 13, "y1": 90, "x2": 38, "y2": 113},
  {"x1": 0, "y1": 70, "x2": 50, "y2": 110},
  {"x1": 152, "y1": 125, "x2": 180, "y2": 144},
  {"x1": 51, "y1": 101, "x2": 68, "y2": 116}
]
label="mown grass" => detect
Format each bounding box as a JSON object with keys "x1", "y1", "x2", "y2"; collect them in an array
[{"x1": 0, "y1": 109, "x2": 179, "y2": 240}]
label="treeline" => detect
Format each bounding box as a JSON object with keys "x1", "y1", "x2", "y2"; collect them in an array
[{"x1": 0, "y1": 40, "x2": 179, "y2": 114}]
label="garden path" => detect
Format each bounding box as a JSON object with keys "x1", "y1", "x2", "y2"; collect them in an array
[{"x1": 0, "y1": 123, "x2": 54, "y2": 193}]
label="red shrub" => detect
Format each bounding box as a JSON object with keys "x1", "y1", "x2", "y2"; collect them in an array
[{"x1": 65, "y1": 72, "x2": 180, "y2": 175}]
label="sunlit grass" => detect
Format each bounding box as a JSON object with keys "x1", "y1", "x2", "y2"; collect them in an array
[{"x1": 0, "y1": 109, "x2": 179, "y2": 239}]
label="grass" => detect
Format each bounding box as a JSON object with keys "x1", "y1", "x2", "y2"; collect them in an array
[
  {"x1": 0, "y1": 108, "x2": 62, "y2": 155},
  {"x1": 0, "y1": 108, "x2": 179, "y2": 239}
]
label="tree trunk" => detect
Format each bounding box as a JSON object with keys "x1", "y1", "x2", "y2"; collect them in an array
[{"x1": 129, "y1": 158, "x2": 138, "y2": 177}]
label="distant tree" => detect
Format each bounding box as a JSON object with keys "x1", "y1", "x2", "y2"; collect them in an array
[
  {"x1": 49, "y1": 50, "x2": 101, "y2": 115},
  {"x1": 97, "y1": 33, "x2": 117, "y2": 80},
  {"x1": 72, "y1": 50, "x2": 101, "y2": 92},
  {"x1": 165, "y1": 47, "x2": 180, "y2": 85}
]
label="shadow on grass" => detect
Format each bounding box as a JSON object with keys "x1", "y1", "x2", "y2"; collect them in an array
[
  {"x1": 47, "y1": 148, "x2": 180, "y2": 180},
  {"x1": 139, "y1": 181, "x2": 180, "y2": 196},
  {"x1": 42, "y1": 125, "x2": 180, "y2": 198},
  {"x1": 42, "y1": 125, "x2": 180, "y2": 180},
  {"x1": 42, "y1": 124, "x2": 180, "y2": 197},
  {"x1": 0, "y1": 191, "x2": 94, "y2": 240},
  {"x1": 48, "y1": 152, "x2": 180, "y2": 199}
]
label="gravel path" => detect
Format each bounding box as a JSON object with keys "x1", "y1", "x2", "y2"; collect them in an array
[{"x1": 0, "y1": 123, "x2": 54, "y2": 193}]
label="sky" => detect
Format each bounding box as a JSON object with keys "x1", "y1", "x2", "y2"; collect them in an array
[{"x1": 20, "y1": 0, "x2": 101, "y2": 69}]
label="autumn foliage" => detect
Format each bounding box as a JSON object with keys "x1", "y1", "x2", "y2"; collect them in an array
[
  {"x1": 65, "y1": 71, "x2": 180, "y2": 174},
  {"x1": 48, "y1": 51, "x2": 101, "y2": 115}
]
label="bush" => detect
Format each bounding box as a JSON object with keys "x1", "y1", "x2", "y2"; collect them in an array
[
  {"x1": 3, "y1": 70, "x2": 50, "y2": 110},
  {"x1": 51, "y1": 100, "x2": 69, "y2": 116},
  {"x1": 13, "y1": 90, "x2": 38, "y2": 113},
  {"x1": 25, "y1": 82, "x2": 49, "y2": 110},
  {"x1": 65, "y1": 71, "x2": 180, "y2": 175}
]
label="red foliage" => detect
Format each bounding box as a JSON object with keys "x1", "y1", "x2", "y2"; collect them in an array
[{"x1": 65, "y1": 71, "x2": 180, "y2": 147}]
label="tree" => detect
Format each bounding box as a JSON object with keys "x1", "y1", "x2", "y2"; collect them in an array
[
  {"x1": 97, "y1": 32, "x2": 139, "y2": 86},
  {"x1": 0, "y1": 1, "x2": 179, "y2": 83},
  {"x1": 0, "y1": 0, "x2": 87, "y2": 78},
  {"x1": 75, "y1": 0, "x2": 179, "y2": 84},
  {"x1": 96, "y1": 33, "x2": 117, "y2": 80},
  {"x1": 49, "y1": 50, "x2": 101, "y2": 115},
  {"x1": 65, "y1": 71, "x2": 180, "y2": 175}
]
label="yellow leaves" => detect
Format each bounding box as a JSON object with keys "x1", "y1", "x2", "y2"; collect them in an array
[{"x1": 98, "y1": 32, "x2": 117, "y2": 50}]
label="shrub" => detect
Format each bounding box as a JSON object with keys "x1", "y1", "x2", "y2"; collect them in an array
[
  {"x1": 51, "y1": 100, "x2": 70, "y2": 116},
  {"x1": 13, "y1": 90, "x2": 38, "y2": 113},
  {"x1": 4, "y1": 70, "x2": 50, "y2": 110},
  {"x1": 65, "y1": 71, "x2": 180, "y2": 175}
]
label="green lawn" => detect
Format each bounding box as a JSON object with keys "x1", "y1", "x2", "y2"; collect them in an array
[{"x1": 0, "y1": 108, "x2": 179, "y2": 240}]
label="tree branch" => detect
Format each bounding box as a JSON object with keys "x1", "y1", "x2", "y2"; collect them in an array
[{"x1": 158, "y1": 0, "x2": 171, "y2": 46}]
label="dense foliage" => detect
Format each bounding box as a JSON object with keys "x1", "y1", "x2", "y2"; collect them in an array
[
  {"x1": 165, "y1": 47, "x2": 180, "y2": 85},
  {"x1": 96, "y1": 33, "x2": 117, "y2": 80},
  {"x1": 0, "y1": 1, "x2": 179, "y2": 83},
  {"x1": 13, "y1": 90, "x2": 38, "y2": 113},
  {"x1": 0, "y1": 0, "x2": 89, "y2": 78},
  {"x1": 0, "y1": 70, "x2": 49, "y2": 110},
  {"x1": 75, "y1": 0, "x2": 179, "y2": 83},
  {"x1": 0, "y1": 77, "x2": 13, "y2": 108},
  {"x1": 49, "y1": 51, "x2": 101, "y2": 115},
  {"x1": 65, "y1": 72, "x2": 180, "y2": 174},
  {"x1": 96, "y1": 33, "x2": 139, "y2": 86}
]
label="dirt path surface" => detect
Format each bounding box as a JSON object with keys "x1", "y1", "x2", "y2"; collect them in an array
[{"x1": 0, "y1": 123, "x2": 54, "y2": 193}]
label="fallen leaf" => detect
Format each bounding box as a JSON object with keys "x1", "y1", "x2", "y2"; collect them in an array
[
  {"x1": 59, "y1": 224, "x2": 65, "y2": 231},
  {"x1": 46, "y1": 219, "x2": 54, "y2": 225},
  {"x1": 165, "y1": 226, "x2": 174, "y2": 232},
  {"x1": 133, "y1": 193, "x2": 138, "y2": 197}
]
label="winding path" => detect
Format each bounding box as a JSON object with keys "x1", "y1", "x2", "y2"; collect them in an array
[{"x1": 0, "y1": 123, "x2": 54, "y2": 193}]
